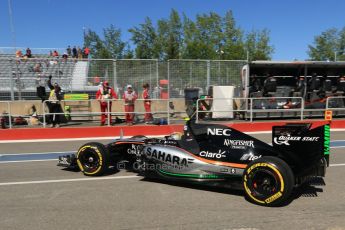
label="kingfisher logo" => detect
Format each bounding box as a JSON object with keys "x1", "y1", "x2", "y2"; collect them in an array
[
  {"x1": 207, "y1": 128, "x2": 231, "y2": 136},
  {"x1": 224, "y1": 139, "x2": 254, "y2": 149}
]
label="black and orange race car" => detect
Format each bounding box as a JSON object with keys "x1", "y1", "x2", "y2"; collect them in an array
[{"x1": 58, "y1": 120, "x2": 330, "y2": 206}]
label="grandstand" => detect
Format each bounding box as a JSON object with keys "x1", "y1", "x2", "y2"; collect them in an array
[{"x1": 0, "y1": 54, "x2": 77, "y2": 100}]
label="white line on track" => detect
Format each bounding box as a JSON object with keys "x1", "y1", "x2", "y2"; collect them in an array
[
  {"x1": 0, "y1": 159, "x2": 57, "y2": 164},
  {"x1": 0, "y1": 175, "x2": 140, "y2": 186},
  {"x1": 0, "y1": 151, "x2": 76, "y2": 156},
  {"x1": 330, "y1": 163, "x2": 345, "y2": 167}
]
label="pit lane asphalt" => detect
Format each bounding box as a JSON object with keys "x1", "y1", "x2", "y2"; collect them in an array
[{"x1": 0, "y1": 133, "x2": 345, "y2": 230}]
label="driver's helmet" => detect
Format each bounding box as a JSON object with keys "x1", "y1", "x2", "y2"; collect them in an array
[{"x1": 169, "y1": 132, "x2": 182, "y2": 140}]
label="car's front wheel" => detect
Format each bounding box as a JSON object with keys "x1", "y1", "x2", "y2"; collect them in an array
[
  {"x1": 243, "y1": 156, "x2": 294, "y2": 207},
  {"x1": 76, "y1": 142, "x2": 109, "y2": 176}
]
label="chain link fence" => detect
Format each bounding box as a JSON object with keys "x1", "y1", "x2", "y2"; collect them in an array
[
  {"x1": 0, "y1": 57, "x2": 246, "y2": 101},
  {"x1": 168, "y1": 60, "x2": 246, "y2": 98}
]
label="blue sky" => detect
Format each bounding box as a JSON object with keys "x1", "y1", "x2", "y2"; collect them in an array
[{"x1": 1, "y1": 0, "x2": 344, "y2": 60}]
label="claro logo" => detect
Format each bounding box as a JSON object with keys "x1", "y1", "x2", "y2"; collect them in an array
[
  {"x1": 199, "y1": 150, "x2": 226, "y2": 159},
  {"x1": 207, "y1": 128, "x2": 231, "y2": 136}
]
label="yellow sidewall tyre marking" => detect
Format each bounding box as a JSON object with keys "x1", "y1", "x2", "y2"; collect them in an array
[
  {"x1": 243, "y1": 161, "x2": 285, "y2": 205},
  {"x1": 77, "y1": 145, "x2": 103, "y2": 176}
]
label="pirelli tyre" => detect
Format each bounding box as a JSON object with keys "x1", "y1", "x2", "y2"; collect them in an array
[
  {"x1": 76, "y1": 142, "x2": 109, "y2": 176},
  {"x1": 243, "y1": 156, "x2": 294, "y2": 207}
]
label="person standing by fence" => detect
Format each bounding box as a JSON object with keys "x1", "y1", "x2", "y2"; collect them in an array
[
  {"x1": 47, "y1": 75, "x2": 63, "y2": 128},
  {"x1": 142, "y1": 83, "x2": 153, "y2": 123},
  {"x1": 123, "y1": 85, "x2": 137, "y2": 126},
  {"x1": 96, "y1": 81, "x2": 118, "y2": 126},
  {"x1": 36, "y1": 74, "x2": 46, "y2": 102}
]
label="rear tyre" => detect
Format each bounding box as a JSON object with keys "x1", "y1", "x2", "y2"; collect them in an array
[
  {"x1": 76, "y1": 142, "x2": 109, "y2": 176},
  {"x1": 243, "y1": 156, "x2": 294, "y2": 207}
]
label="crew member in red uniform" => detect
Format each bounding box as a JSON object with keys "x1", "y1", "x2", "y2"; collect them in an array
[
  {"x1": 142, "y1": 83, "x2": 153, "y2": 123},
  {"x1": 123, "y1": 85, "x2": 138, "y2": 125},
  {"x1": 96, "y1": 81, "x2": 117, "y2": 126}
]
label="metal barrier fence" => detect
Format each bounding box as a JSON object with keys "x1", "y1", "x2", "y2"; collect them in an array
[
  {"x1": 41, "y1": 99, "x2": 170, "y2": 127},
  {"x1": 0, "y1": 58, "x2": 246, "y2": 100},
  {"x1": 1, "y1": 96, "x2": 345, "y2": 129},
  {"x1": 168, "y1": 60, "x2": 246, "y2": 97},
  {"x1": 326, "y1": 96, "x2": 345, "y2": 111},
  {"x1": 196, "y1": 97, "x2": 304, "y2": 123},
  {"x1": 0, "y1": 101, "x2": 11, "y2": 128}
]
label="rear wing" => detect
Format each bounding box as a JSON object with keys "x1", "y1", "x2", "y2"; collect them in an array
[{"x1": 272, "y1": 123, "x2": 330, "y2": 166}]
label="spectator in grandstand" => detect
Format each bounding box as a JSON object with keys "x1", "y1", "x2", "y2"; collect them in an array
[
  {"x1": 52, "y1": 50, "x2": 59, "y2": 57},
  {"x1": 142, "y1": 83, "x2": 153, "y2": 123},
  {"x1": 25, "y1": 48, "x2": 32, "y2": 58},
  {"x1": 96, "y1": 81, "x2": 118, "y2": 126},
  {"x1": 123, "y1": 85, "x2": 138, "y2": 126},
  {"x1": 49, "y1": 50, "x2": 53, "y2": 57},
  {"x1": 77, "y1": 47, "x2": 83, "y2": 59},
  {"x1": 72, "y1": 46, "x2": 77, "y2": 58},
  {"x1": 33, "y1": 63, "x2": 42, "y2": 73},
  {"x1": 66, "y1": 46, "x2": 72, "y2": 56},
  {"x1": 84, "y1": 47, "x2": 90, "y2": 58},
  {"x1": 62, "y1": 52, "x2": 68, "y2": 62},
  {"x1": 16, "y1": 50, "x2": 23, "y2": 58},
  {"x1": 47, "y1": 75, "x2": 63, "y2": 128}
]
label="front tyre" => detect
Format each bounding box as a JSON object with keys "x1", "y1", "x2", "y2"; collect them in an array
[
  {"x1": 76, "y1": 142, "x2": 109, "y2": 176},
  {"x1": 243, "y1": 156, "x2": 294, "y2": 207}
]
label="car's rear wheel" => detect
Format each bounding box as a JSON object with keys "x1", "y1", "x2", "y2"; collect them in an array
[
  {"x1": 76, "y1": 142, "x2": 109, "y2": 176},
  {"x1": 243, "y1": 156, "x2": 294, "y2": 207}
]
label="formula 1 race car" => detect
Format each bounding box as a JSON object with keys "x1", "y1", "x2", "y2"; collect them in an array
[{"x1": 58, "y1": 120, "x2": 330, "y2": 207}]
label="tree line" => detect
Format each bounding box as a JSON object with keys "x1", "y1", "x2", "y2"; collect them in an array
[
  {"x1": 308, "y1": 27, "x2": 345, "y2": 61},
  {"x1": 84, "y1": 9, "x2": 274, "y2": 61},
  {"x1": 84, "y1": 8, "x2": 344, "y2": 61}
]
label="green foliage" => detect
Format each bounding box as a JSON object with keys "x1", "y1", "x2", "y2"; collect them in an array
[
  {"x1": 308, "y1": 28, "x2": 339, "y2": 61},
  {"x1": 84, "y1": 25, "x2": 127, "y2": 59},
  {"x1": 222, "y1": 11, "x2": 245, "y2": 60},
  {"x1": 308, "y1": 28, "x2": 345, "y2": 61},
  {"x1": 86, "y1": 9, "x2": 274, "y2": 60},
  {"x1": 103, "y1": 24, "x2": 126, "y2": 59},
  {"x1": 156, "y1": 9, "x2": 182, "y2": 60},
  {"x1": 245, "y1": 29, "x2": 274, "y2": 61},
  {"x1": 129, "y1": 17, "x2": 160, "y2": 59}
]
